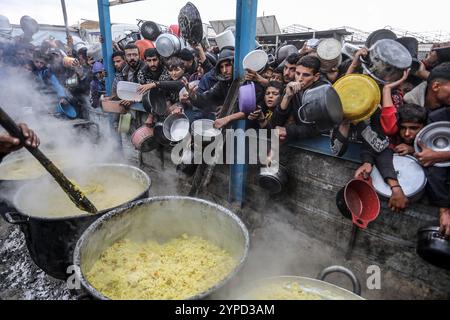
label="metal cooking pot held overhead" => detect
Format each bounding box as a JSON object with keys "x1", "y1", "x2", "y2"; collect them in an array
[
  {"x1": 361, "y1": 39, "x2": 412, "y2": 84},
  {"x1": 139, "y1": 20, "x2": 161, "y2": 41},
  {"x1": 155, "y1": 33, "x2": 182, "y2": 58},
  {"x1": 178, "y1": 2, "x2": 204, "y2": 45}
]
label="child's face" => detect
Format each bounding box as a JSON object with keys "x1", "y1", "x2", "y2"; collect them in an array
[
  {"x1": 264, "y1": 86, "x2": 281, "y2": 108},
  {"x1": 169, "y1": 66, "x2": 184, "y2": 80},
  {"x1": 399, "y1": 122, "x2": 424, "y2": 145}
]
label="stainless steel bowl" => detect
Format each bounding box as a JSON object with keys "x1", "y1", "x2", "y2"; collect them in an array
[{"x1": 415, "y1": 121, "x2": 450, "y2": 167}]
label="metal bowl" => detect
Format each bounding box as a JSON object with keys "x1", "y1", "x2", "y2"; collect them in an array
[
  {"x1": 371, "y1": 155, "x2": 427, "y2": 201},
  {"x1": 415, "y1": 121, "x2": 450, "y2": 167},
  {"x1": 74, "y1": 196, "x2": 250, "y2": 300}
]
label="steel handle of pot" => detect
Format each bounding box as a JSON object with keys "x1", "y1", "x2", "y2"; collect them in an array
[
  {"x1": 1, "y1": 211, "x2": 29, "y2": 225},
  {"x1": 298, "y1": 103, "x2": 315, "y2": 125},
  {"x1": 317, "y1": 266, "x2": 362, "y2": 296}
]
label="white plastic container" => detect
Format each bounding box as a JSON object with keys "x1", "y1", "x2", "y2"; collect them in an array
[
  {"x1": 215, "y1": 30, "x2": 235, "y2": 50},
  {"x1": 117, "y1": 81, "x2": 143, "y2": 102}
]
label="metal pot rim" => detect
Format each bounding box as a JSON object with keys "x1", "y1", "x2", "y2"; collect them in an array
[
  {"x1": 239, "y1": 275, "x2": 365, "y2": 300},
  {"x1": 12, "y1": 164, "x2": 151, "y2": 222},
  {"x1": 73, "y1": 196, "x2": 250, "y2": 300}
]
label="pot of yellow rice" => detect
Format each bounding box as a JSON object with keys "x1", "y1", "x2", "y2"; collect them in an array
[
  {"x1": 73, "y1": 196, "x2": 250, "y2": 300},
  {"x1": 239, "y1": 266, "x2": 364, "y2": 300}
]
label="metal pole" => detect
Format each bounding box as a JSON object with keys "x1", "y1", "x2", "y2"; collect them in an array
[
  {"x1": 60, "y1": 0, "x2": 70, "y2": 41},
  {"x1": 229, "y1": 0, "x2": 258, "y2": 207},
  {"x1": 97, "y1": 0, "x2": 115, "y2": 96}
]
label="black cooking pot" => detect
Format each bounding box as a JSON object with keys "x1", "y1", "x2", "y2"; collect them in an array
[
  {"x1": 298, "y1": 85, "x2": 344, "y2": 132},
  {"x1": 276, "y1": 44, "x2": 298, "y2": 65},
  {"x1": 143, "y1": 89, "x2": 168, "y2": 116},
  {"x1": 140, "y1": 21, "x2": 161, "y2": 41},
  {"x1": 258, "y1": 164, "x2": 288, "y2": 195},
  {"x1": 178, "y1": 2, "x2": 203, "y2": 44},
  {"x1": 417, "y1": 226, "x2": 450, "y2": 270},
  {"x1": 154, "y1": 122, "x2": 171, "y2": 146},
  {"x1": 0, "y1": 164, "x2": 151, "y2": 280}
]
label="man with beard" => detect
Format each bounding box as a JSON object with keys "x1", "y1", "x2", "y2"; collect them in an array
[
  {"x1": 282, "y1": 53, "x2": 301, "y2": 85},
  {"x1": 111, "y1": 51, "x2": 126, "y2": 98},
  {"x1": 123, "y1": 43, "x2": 145, "y2": 83},
  {"x1": 137, "y1": 48, "x2": 168, "y2": 89},
  {"x1": 120, "y1": 43, "x2": 145, "y2": 108}
]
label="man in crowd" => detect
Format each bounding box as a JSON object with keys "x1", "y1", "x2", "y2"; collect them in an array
[{"x1": 272, "y1": 55, "x2": 327, "y2": 142}]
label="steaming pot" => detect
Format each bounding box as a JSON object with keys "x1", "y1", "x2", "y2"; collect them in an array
[
  {"x1": 0, "y1": 164, "x2": 151, "y2": 280},
  {"x1": 73, "y1": 196, "x2": 250, "y2": 300}
]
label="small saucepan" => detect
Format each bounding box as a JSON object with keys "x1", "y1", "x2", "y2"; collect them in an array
[{"x1": 417, "y1": 226, "x2": 450, "y2": 270}]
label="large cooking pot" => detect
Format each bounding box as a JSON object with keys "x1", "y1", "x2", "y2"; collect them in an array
[
  {"x1": 298, "y1": 84, "x2": 344, "y2": 132},
  {"x1": 0, "y1": 164, "x2": 151, "y2": 280},
  {"x1": 73, "y1": 196, "x2": 250, "y2": 300},
  {"x1": 155, "y1": 33, "x2": 182, "y2": 58},
  {"x1": 361, "y1": 39, "x2": 412, "y2": 85},
  {"x1": 258, "y1": 164, "x2": 288, "y2": 195},
  {"x1": 239, "y1": 266, "x2": 363, "y2": 300},
  {"x1": 417, "y1": 226, "x2": 450, "y2": 270},
  {"x1": 333, "y1": 74, "x2": 381, "y2": 124},
  {"x1": 415, "y1": 121, "x2": 450, "y2": 167},
  {"x1": 371, "y1": 154, "x2": 427, "y2": 201},
  {"x1": 178, "y1": 2, "x2": 204, "y2": 45},
  {"x1": 139, "y1": 20, "x2": 161, "y2": 41}
]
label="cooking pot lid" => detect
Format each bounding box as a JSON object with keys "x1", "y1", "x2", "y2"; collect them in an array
[
  {"x1": 178, "y1": 2, "x2": 203, "y2": 44},
  {"x1": 317, "y1": 38, "x2": 342, "y2": 61},
  {"x1": 365, "y1": 29, "x2": 397, "y2": 49},
  {"x1": 243, "y1": 50, "x2": 268, "y2": 72},
  {"x1": 155, "y1": 34, "x2": 179, "y2": 57},
  {"x1": 371, "y1": 39, "x2": 412, "y2": 69},
  {"x1": 415, "y1": 121, "x2": 450, "y2": 167},
  {"x1": 333, "y1": 74, "x2": 381, "y2": 123},
  {"x1": 371, "y1": 155, "x2": 427, "y2": 198}
]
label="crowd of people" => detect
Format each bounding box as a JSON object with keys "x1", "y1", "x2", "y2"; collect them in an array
[{"x1": 1, "y1": 13, "x2": 450, "y2": 239}]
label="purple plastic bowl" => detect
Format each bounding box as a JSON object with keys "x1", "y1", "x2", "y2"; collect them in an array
[{"x1": 239, "y1": 82, "x2": 257, "y2": 114}]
